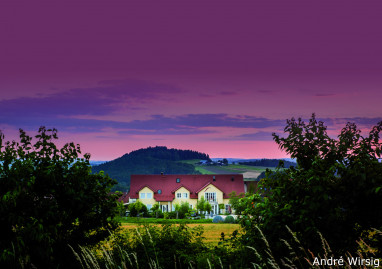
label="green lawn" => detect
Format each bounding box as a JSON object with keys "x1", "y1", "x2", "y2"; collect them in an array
[
  {"x1": 118, "y1": 217, "x2": 213, "y2": 224},
  {"x1": 118, "y1": 217, "x2": 241, "y2": 246}
]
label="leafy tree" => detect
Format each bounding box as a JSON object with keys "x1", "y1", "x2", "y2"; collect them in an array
[
  {"x1": 150, "y1": 203, "x2": 163, "y2": 218},
  {"x1": 174, "y1": 201, "x2": 191, "y2": 219},
  {"x1": 128, "y1": 201, "x2": 148, "y2": 217},
  {"x1": 196, "y1": 196, "x2": 204, "y2": 212},
  {"x1": 196, "y1": 197, "x2": 211, "y2": 215},
  {"x1": 228, "y1": 191, "x2": 246, "y2": 214},
  {"x1": 151, "y1": 202, "x2": 160, "y2": 212},
  {"x1": 204, "y1": 202, "x2": 212, "y2": 214},
  {"x1": 218, "y1": 203, "x2": 224, "y2": 214},
  {"x1": 0, "y1": 127, "x2": 120, "y2": 268},
  {"x1": 241, "y1": 114, "x2": 382, "y2": 256}
]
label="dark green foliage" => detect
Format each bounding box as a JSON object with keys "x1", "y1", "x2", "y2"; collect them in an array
[
  {"x1": 240, "y1": 158, "x2": 296, "y2": 168},
  {"x1": 92, "y1": 146, "x2": 209, "y2": 189},
  {"x1": 119, "y1": 217, "x2": 213, "y2": 224},
  {"x1": 0, "y1": 127, "x2": 120, "y2": 268},
  {"x1": 228, "y1": 191, "x2": 246, "y2": 214},
  {"x1": 224, "y1": 215, "x2": 235, "y2": 223},
  {"x1": 196, "y1": 196, "x2": 212, "y2": 214},
  {"x1": 256, "y1": 169, "x2": 276, "y2": 180},
  {"x1": 128, "y1": 201, "x2": 148, "y2": 217},
  {"x1": 74, "y1": 222, "x2": 380, "y2": 269},
  {"x1": 107, "y1": 224, "x2": 208, "y2": 268},
  {"x1": 174, "y1": 201, "x2": 191, "y2": 219},
  {"x1": 241, "y1": 114, "x2": 382, "y2": 258}
]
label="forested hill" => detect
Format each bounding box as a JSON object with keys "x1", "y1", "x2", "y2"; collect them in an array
[{"x1": 91, "y1": 146, "x2": 210, "y2": 190}]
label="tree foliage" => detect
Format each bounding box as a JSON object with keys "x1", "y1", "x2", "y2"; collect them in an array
[
  {"x1": 0, "y1": 127, "x2": 120, "y2": 268},
  {"x1": 174, "y1": 201, "x2": 191, "y2": 219},
  {"x1": 240, "y1": 158, "x2": 296, "y2": 168},
  {"x1": 196, "y1": 197, "x2": 212, "y2": 214},
  {"x1": 241, "y1": 114, "x2": 382, "y2": 256},
  {"x1": 228, "y1": 191, "x2": 246, "y2": 214},
  {"x1": 129, "y1": 201, "x2": 148, "y2": 217}
]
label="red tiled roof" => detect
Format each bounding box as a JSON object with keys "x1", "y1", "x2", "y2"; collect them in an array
[
  {"x1": 171, "y1": 184, "x2": 191, "y2": 193},
  {"x1": 135, "y1": 185, "x2": 156, "y2": 194},
  {"x1": 129, "y1": 174, "x2": 245, "y2": 201},
  {"x1": 118, "y1": 192, "x2": 129, "y2": 204}
]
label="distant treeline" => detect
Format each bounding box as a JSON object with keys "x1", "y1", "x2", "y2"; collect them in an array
[
  {"x1": 240, "y1": 159, "x2": 296, "y2": 168},
  {"x1": 92, "y1": 146, "x2": 210, "y2": 191}
]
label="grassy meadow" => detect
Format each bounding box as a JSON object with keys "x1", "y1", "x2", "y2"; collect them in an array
[
  {"x1": 180, "y1": 159, "x2": 274, "y2": 179},
  {"x1": 120, "y1": 221, "x2": 241, "y2": 246}
]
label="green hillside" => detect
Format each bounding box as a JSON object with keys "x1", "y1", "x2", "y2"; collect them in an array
[{"x1": 91, "y1": 146, "x2": 210, "y2": 191}]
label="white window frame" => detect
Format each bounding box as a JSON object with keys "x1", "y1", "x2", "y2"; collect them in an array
[
  {"x1": 177, "y1": 193, "x2": 182, "y2": 198},
  {"x1": 140, "y1": 193, "x2": 146, "y2": 199},
  {"x1": 147, "y1": 193, "x2": 152, "y2": 199},
  {"x1": 183, "y1": 193, "x2": 188, "y2": 198},
  {"x1": 205, "y1": 192, "x2": 216, "y2": 202}
]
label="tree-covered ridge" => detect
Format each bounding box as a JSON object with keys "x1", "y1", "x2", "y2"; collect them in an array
[
  {"x1": 92, "y1": 146, "x2": 210, "y2": 190},
  {"x1": 126, "y1": 146, "x2": 211, "y2": 161},
  {"x1": 239, "y1": 158, "x2": 296, "y2": 168}
]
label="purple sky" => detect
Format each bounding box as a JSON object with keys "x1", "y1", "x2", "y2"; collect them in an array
[{"x1": 1, "y1": 0, "x2": 382, "y2": 160}]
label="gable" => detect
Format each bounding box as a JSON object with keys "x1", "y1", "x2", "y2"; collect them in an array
[{"x1": 198, "y1": 183, "x2": 224, "y2": 195}]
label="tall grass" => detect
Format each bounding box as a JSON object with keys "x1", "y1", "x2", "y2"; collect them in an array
[{"x1": 70, "y1": 224, "x2": 381, "y2": 269}]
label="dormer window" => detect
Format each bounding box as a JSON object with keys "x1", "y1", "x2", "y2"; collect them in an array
[
  {"x1": 213, "y1": 176, "x2": 216, "y2": 181},
  {"x1": 176, "y1": 178, "x2": 180, "y2": 183},
  {"x1": 158, "y1": 189, "x2": 162, "y2": 194},
  {"x1": 231, "y1": 177, "x2": 234, "y2": 181}
]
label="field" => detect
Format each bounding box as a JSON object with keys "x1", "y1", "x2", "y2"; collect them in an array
[
  {"x1": 120, "y1": 221, "x2": 241, "y2": 245},
  {"x1": 180, "y1": 159, "x2": 274, "y2": 180}
]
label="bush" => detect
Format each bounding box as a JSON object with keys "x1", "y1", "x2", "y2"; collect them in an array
[
  {"x1": 107, "y1": 224, "x2": 208, "y2": 268},
  {"x1": 224, "y1": 215, "x2": 235, "y2": 223},
  {"x1": 150, "y1": 210, "x2": 164, "y2": 218},
  {"x1": 212, "y1": 215, "x2": 224, "y2": 223},
  {"x1": 174, "y1": 201, "x2": 191, "y2": 219},
  {"x1": 167, "y1": 211, "x2": 177, "y2": 219},
  {"x1": 129, "y1": 201, "x2": 148, "y2": 217}
]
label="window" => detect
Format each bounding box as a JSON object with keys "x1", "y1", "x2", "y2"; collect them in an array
[
  {"x1": 140, "y1": 192, "x2": 153, "y2": 199},
  {"x1": 231, "y1": 177, "x2": 235, "y2": 181},
  {"x1": 213, "y1": 176, "x2": 216, "y2": 181},
  {"x1": 190, "y1": 204, "x2": 193, "y2": 209},
  {"x1": 147, "y1": 204, "x2": 152, "y2": 210},
  {"x1": 225, "y1": 204, "x2": 231, "y2": 213},
  {"x1": 176, "y1": 178, "x2": 180, "y2": 183},
  {"x1": 205, "y1": 192, "x2": 216, "y2": 202},
  {"x1": 183, "y1": 193, "x2": 188, "y2": 198},
  {"x1": 158, "y1": 189, "x2": 162, "y2": 194},
  {"x1": 177, "y1": 193, "x2": 182, "y2": 198}
]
